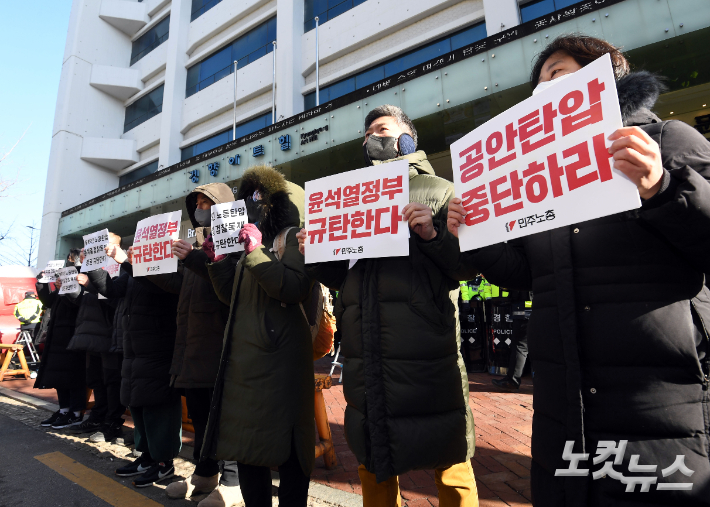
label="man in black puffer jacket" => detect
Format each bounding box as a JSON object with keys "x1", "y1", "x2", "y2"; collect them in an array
[
  {"x1": 442, "y1": 35, "x2": 710, "y2": 506},
  {"x1": 88, "y1": 244, "x2": 181, "y2": 489}
]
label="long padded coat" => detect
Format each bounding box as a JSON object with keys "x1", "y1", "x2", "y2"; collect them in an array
[
  {"x1": 202, "y1": 166, "x2": 315, "y2": 476},
  {"x1": 34, "y1": 280, "x2": 85, "y2": 390},
  {"x1": 88, "y1": 264, "x2": 179, "y2": 407},
  {"x1": 429, "y1": 72, "x2": 710, "y2": 506},
  {"x1": 306, "y1": 151, "x2": 476, "y2": 482}
]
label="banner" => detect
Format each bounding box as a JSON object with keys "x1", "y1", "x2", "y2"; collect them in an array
[
  {"x1": 131, "y1": 210, "x2": 182, "y2": 276},
  {"x1": 305, "y1": 160, "x2": 409, "y2": 264},
  {"x1": 449, "y1": 54, "x2": 641, "y2": 252},
  {"x1": 57, "y1": 267, "x2": 79, "y2": 294},
  {"x1": 211, "y1": 200, "x2": 247, "y2": 254},
  {"x1": 39, "y1": 260, "x2": 65, "y2": 283},
  {"x1": 80, "y1": 228, "x2": 110, "y2": 272}
]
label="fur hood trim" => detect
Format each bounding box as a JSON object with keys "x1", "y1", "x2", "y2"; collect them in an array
[{"x1": 617, "y1": 71, "x2": 667, "y2": 124}]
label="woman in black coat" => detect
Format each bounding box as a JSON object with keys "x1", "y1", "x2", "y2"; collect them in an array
[
  {"x1": 35, "y1": 249, "x2": 86, "y2": 429},
  {"x1": 441, "y1": 35, "x2": 710, "y2": 506}
]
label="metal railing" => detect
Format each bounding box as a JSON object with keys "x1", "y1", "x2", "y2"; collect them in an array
[
  {"x1": 186, "y1": 42, "x2": 273, "y2": 97},
  {"x1": 190, "y1": 0, "x2": 223, "y2": 21},
  {"x1": 130, "y1": 32, "x2": 169, "y2": 65},
  {"x1": 124, "y1": 104, "x2": 162, "y2": 133}
]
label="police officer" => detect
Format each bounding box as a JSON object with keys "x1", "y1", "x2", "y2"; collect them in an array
[
  {"x1": 491, "y1": 291, "x2": 531, "y2": 391},
  {"x1": 14, "y1": 291, "x2": 42, "y2": 328}
]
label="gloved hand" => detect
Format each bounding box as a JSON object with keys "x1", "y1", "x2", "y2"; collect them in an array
[
  {"x1": 238, "y1": 224, "x2": 262, "y2": 255},
  {"x1": 202, "y1": 235, "x2": 226, "y2": 262}
]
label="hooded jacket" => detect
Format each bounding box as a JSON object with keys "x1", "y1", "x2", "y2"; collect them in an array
[
  {"x1": 66, "y1": 281, "x2": 115, "y2": 354},
  {"x1": 428, "y1": 72, "x2": 710, "y2": 505},
  {"x1": 88, "y1": 263, "x2": 180, "y2": 407},
  {"x1": 202, "y1": 165, "x2": 315, "y2": 476},
  {"x1": 34, "y1": 279, "x2": 85, "y2": 390},
  {"x1": 147, "y1": 182, "x2": 234, "y2": 389},
  {"x1": 306, "y1": 151, "x2": 476, "y2": 482}
]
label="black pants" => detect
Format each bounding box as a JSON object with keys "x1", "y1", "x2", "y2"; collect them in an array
[
  {"x1": 237, "y1": 441, "x2": 310, "y2": 507},
  {"x1": 56, "y1": 388, "x2": 86, "y2": 413},
  {"x1": 506, "y1": 321, "x2": 528, "y2": 384},
  {"x1": 86, "y1": 353, "x2": 124, "y2": 424}
]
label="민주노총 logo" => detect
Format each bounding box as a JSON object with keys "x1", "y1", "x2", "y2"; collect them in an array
[{"x1": 506, "y1": 209, "x2": 556, "y2": 232}]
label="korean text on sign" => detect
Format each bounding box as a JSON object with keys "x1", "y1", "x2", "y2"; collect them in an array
[
  {"x1": 449, "y1": 54, "x2": 641, "y2": 252},
  {"x1": 211, "y1": 200, "x2": 247, "y2": 254},
  {"x1": 305, "y1": 160, "x2": 409, "y2": 264},
  {"x1": 57, "y1": 267, "x2": 79, "y2": 295},
  {"x1": 131, "y1": 210, "x2": 182, "y2": 276},
  {"x1": 39, "y1": 260, "x2": 65, "y2": 283},
  {"x1": 81, "y1": 228, "x2": 110, "y2": 273}
]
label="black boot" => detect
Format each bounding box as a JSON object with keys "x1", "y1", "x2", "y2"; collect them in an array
[{"x1": 492, "y1": 377, "x2": 520, "y2": 391}]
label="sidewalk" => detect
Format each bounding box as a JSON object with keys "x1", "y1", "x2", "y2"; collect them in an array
[{"x1": 1, "y1": 358, "x2": 533, "y2": 507}]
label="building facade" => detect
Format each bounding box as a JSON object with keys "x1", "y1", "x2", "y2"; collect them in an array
[{"x1": 39, "y1": 0, "x2": 710, "y2": 263}]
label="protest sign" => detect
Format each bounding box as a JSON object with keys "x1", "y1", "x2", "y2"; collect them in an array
[
  {"x1": 39, "y1": 260, "x2": 65, "y2": 283},
  {"x1": 103, "y1": 258, "x2": 121, "y2": 278},
  {"x1": 211, "y1": 200, "x2": 247, "y2": 254},
  {"x1": 80, "y1": 228, "x2": 110, "y2": 272},
  {"x1": 131, "y1": 210, "x2": 182, "y2": 276},
  {"x1": 57, "y1": 267, "x2": 79, "y2": 295},
  {"x1": 449, "y1": 54, "x2": 641, "y2": 252},
  {"x1": 305, "y1": 160, "x2": 409, "y2": 264}
]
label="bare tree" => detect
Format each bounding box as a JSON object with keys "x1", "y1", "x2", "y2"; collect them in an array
[
  {"x1": 0, "y1": 124, "x2": 31, "y2": 199},
  {"x1": 0, "y1": 222, "x2": 39, "y2": 267}
]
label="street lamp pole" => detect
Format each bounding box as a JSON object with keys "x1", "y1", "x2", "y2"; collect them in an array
[
  {"x1": 272, "y1": 41, "x2": 277, "y2": 124},
  {"x1": 315, "y1": 16, "x2": 320, "y2": 106},
  {"x1": 26, "y1": 225, "x2": 39, "y2": 267}
]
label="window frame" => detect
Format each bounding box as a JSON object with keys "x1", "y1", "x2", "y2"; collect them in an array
[{"x1": 130, "y1": 16, "x2": 170, "y2": 66}]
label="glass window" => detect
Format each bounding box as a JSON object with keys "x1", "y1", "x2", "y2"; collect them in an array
[
  {"x1": 191, "y1": 0, "x2": 223, "y2": 22},
  {"x1": 124, "y1": 85, "x2": 164, "y2": 132},
  {"x1": 304, "y1": 0, "x2": 362, "y2": 32},
  {"x1": 305, "y1": 21, "x2": 486, "y2": 108},
  {"x1": 130, "y1": 16, "x2": 170, "y2": 65},
  {"x1": 119, "y1": 160, "x2": 159, "y2": 187},
  {"x1": 186, "y1": 17, "x2": 276, "y2": 98},
  {"x1": 520, "y1": 0, "x2": 576, "y2": 24},
  {"x1": 180, "y1": 112, "x2": 273, "y2": 161}
]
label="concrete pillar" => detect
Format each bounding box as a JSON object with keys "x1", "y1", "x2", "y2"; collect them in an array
[
  {"x1": 158, "y1": 0, "x2": 191, "y2": 167},
  {"x1": 275, "y1": 0, "x2": 304, "y2": 119},
  {"x1": 483, "y1": 0, "x2": 520, "y2": 36}
]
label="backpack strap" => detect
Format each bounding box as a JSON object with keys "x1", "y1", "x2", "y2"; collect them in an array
[{"x1": 271, "y1": 227, "x2": 297, "y2": 261}]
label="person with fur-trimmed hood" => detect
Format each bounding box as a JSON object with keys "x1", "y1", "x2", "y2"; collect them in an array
[
  {"x1": 443, "y1": 35, "x2": 710, "y2": 506},
  {"x1": 202, "y1": 165, "x2": 315, "y2": 507}
]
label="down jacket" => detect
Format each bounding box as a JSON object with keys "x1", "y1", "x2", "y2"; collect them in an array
[
  {"x1": 202, "y1": 166, "x2": 315, "y2": 476},
  {"x1": 66, "y1": 284, "x2": 115, "y2": 354},
  {"x1": 432, "y1": 72, "x2": 710, "y2": 505},
  {"x1": 306, "y1": 151, "x2": 476, "y2": 482},
  {"x1": 88, "y1": 264, "x2": 180, "y2": 407},
  {"x1": 34, "y1": 280, "x2": 85, "y2": 390},
  {"x1": 147, "y1": 182, "x2": 234, "y2": 389}
]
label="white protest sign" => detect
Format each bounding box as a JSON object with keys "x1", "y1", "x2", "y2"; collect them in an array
[
  {"x1": 81, "y1": 228, "x2": 110, "y2": 272},
  {"x1": 57, "y1": 267, "x2": 79, "y2": 294},
  {"x1": 305, "y1": 160, "x2": 409, "y2": 263},
  {"x1": 450, "y1": 54, "x2": 641, "y2": 252},
  {"x1": 211, "y1": 200, "x2": 247, "y2": 254},
  {"x1": 103, "y1": 258, "x2": 121, "y2": 278},
  {"x1": 39, "y1": 260, "x2": 65, "y2": 283},
  {"x1": 131, "y1": 210, "x2": 182, "y2": 276}
]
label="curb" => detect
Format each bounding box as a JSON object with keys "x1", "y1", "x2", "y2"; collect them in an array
[{"x1": 0, "y1": 386, "x2": 59, "y2": 413}]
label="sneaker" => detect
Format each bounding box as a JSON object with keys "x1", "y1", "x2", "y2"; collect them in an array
[
  {"x1": 89, "y1": 421, "x2": 124, "y2": 443},
  {"x1": 69, "y1": 418, "x2": 103, "y2": 434},
  {"x1": 133, "y1": 461, "x2": 174, "y2": 488},
  {"x1": 115, "y1": 453, "x2": 156, "y2": 477},
  {"x1": 492, "y1": 377, "x2": 520, "y2": 391},
  {"x1": 51, "y1": 411, "x2": 82, "y2": 429},
  {"x1": 41, "y1": 410, "x2": 62, "y2": 427}
]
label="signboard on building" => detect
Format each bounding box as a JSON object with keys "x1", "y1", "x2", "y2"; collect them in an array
[
  {"x1": 131, "y1": 211, "x2": 182, "y2": 276},
  {"x1": 80, "y1": 228, "x2": 110, "y2": 272},
  {"x1": 305, "y1": 160, "x2": 409, "y2": 263},
  {"x1": 211, "y1": 200, "x2": 248, "y2": 254},
  {"x1": 57, "y1": 267, "x2": 79, "y2": 294},
  {"x1": 449, "y1": 54, "x2": 641, "y2": 252}
]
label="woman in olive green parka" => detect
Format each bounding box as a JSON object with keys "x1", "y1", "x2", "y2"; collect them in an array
[{"x1": 202, "y1": 165, "x2": 314, "y2": 507}]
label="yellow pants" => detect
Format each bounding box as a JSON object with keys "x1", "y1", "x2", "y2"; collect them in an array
[{"x1": 358, "y1": 461, "x2": 479, "y2": 507}]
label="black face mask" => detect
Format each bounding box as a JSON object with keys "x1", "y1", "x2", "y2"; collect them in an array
[
  {"x1": 245, "y1": 191, "x2": 265, "y2": 227},
  {"x1": 363, "y1": 133, "x2": 416, "y2": 166}
]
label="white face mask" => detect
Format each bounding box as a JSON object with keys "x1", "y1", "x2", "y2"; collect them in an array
[{"x1": 532, "y1": 72, "x2": 573, "y2": 96}]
